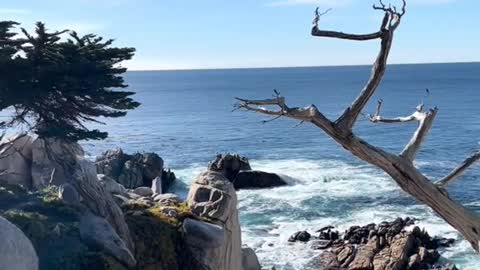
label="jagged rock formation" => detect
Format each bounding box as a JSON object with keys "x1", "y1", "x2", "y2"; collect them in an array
[
  {"x1": 300, "y1": 217, "x2": 457, "y2": 270},
  {"x1": 96, "y1": 148, "x2": 176, "y2": 191},
  {"x1": 186, "y1": 170, "x2": 243, "y2": 270},
  {"x1": 208, "y1": 154, "x2": 286, "y2": 189}
]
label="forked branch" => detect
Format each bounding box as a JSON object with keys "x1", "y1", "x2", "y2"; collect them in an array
[
  {"x1": 368, "y1": 100, "x2": 438, "y2": 161},
  {"x1": 235, "y1": 1, "x2": 480, "y2": 252}
]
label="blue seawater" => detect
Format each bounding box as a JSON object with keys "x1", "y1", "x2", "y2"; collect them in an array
[{"x1": 73, "y1": 62, "x2": 480, "y2": 269}]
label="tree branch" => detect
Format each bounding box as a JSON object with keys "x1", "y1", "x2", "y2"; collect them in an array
[
  {"x1": 234, "y1": 94, "x2": 336, "y2": 135},
  {"x1": 436, "y1": 151, "x2": 480, "y2": 188},
  {"x1": 368, "y1": 99, "x2": 422, "y2": 123},
  {"x1": 400, "y1": 107, "x2": 438, "y2": 161},
  {"x1": 311, "y1": 29, "x2": 384, "y2": 41}
]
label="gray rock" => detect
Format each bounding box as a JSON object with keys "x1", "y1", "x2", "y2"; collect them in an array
[
  {"x1": 79, "y1": 213, "x2": 136, "y2": 268},
  {"x1": 0, "y1": 216, "x2": 39, "y2": 270},
  {"x1": 95, "y1": 148, "x2": 127, "y2": 179},
  {"x1": 58, "y1": 183, "x2": 80, "y2": 205},
  {"x1": 96, "y1": 149, "x2": 168, "y2": 189},
  {"x1": 234, "y1": 170, "x2": 287, "y2": 190},
  {"x1": 288, "y1": 231, "x2": 311, "y2": 242},
  {"x1": 140, "y1": 152, "x2": 164, "y2": 180},
  {"x1": 97, "y1": 174, "x2": 127, "y2": 194},
  {"x1": 31, "y1": 137, "x2": 84, "y2": 188},
  {"x1": 186, "y1": 170, "x2": 243, "y2": 270},
  {"x1": 0, "y1": 134, "x2": 34, "y2": 189},
  {"x1": 153, "y1": 193, "x2": 181, "y2": 203},
  {"x1": 208, "y1": 153, "x2": 252, "y2": 181},
  {"x1": 242, "y1": 246, "x2": 262, "y2": 270},
  {"x1": 182, "y1": 218, "x2": 225, "y2": 249},
  {"x1": 118, "y1": 160, "x2": 144, "y2": 189},
  {"x1": 133, "y1": 186, "x2": 153, "y2": 197},
  {"x1": 151, "y1": 176, "x2": 162, "y2": 195}
]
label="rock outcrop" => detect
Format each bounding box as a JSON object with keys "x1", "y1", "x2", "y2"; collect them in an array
[
  {"x1": 208, "y1": 154, "x2": 286, "y2": 190},
  {"x1": 31, "y1": 138, "x2": 84, "y2": 188},
  {"x1": 96, "y1": 148, "x2": 176, "y2": 191},
  {"x1": 242, "y1": 246, "x2": 262, "y2": 270},
  {"x1": 0, "y1": 135, "x2": 84, "y2": 189},
  {"x1": 0, "y1": 215, "x2": 39, "y2": 270},
  {"x1": 234, "y1": 170, "x2": 287, "y2": 189},
  {"x1": 186, "y1": 170, "x2": 243, "y2": 270},
  {"x1": 303, "y1": 217, "x2": 456, "y2": 270},
  {"x1": 208, "y1": 153, "x2": 252, "y2": 181},
  {"x1": 0, "y1": 134, "x2": 34, "y2": 188}
]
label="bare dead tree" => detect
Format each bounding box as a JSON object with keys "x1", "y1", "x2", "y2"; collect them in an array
[{"x1": 235, "y1": 0, "x2": 480, "y2": 252}]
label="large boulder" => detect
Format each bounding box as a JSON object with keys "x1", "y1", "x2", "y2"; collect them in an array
[
  {"x1": 79, "y1": 213, "x2": 136, "y2": 268},
  {"x1": 242, "y1": 246, "x2": 262, "y2": 270},
  {"x1": 0, "y1": 134, "x2": 35, "y2": 188},
  {"x1": 234, "y1": 170, "x2": 287, "y2": 190},
  {"x1": 182, "y1": 218, "x2": 225, "y2": 249},
  {"x1": 0, "y1": 215, "x2": 39, "y2": 270},
  {"x1": 95, "y1": 149, "x2": 128, "y2": 179},
  {"x1": 31, "y1": 137, "x2": 84, "y2": 188},
  {"x1": 186, "y1": 170, "x2": 243, "y2": 270},
  {"x1": 208, "y1": 153, "x2": 251, "y2": 181},
  {"x1": 96, "y1": 149, "x2": 176, "y2": 191}
]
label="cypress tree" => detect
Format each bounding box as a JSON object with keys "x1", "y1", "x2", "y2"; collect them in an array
[{"x1": 0, "y1": 21, "x2": 139, "y2": 141}]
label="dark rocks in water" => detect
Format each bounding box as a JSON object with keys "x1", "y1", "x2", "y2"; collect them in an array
[
  {"x1": 96, "y1": 148, "x2": 176, "y2": 191},
  {"x1": 429, "y1": 264, "x2": 458, "y2": 270},
  {"x1": 304, "y1": 217, "x2": 457, "y2": 270},
  {"x1": 433, "y1": 237, "x2": 455, "y2": 248},
  {"x1": 162, "y1": 169, "x2": 177, "y2": 192},
  {"x1": 311, "y1": 240, "x2": 333, "y2": 250},
  {"x1": 233, "y1": 170, "x2": 287, "y2": 190},
  {"x1": 288, "y1": 231, "x2": 311, "y2": 242},
  {"x1": 319, "y1": 228, "x2": 339, "y2": 241},
  {"x1": 208, "y1": 153, "x2": 252, "y2": 181},
  {"x1": 208, "y1": 154, "x2": 286, "y2": 190}
]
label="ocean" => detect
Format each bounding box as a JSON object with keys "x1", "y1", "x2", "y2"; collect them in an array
[{"x1": 80, "y1": 62, "x2": 479, "y2": 269}]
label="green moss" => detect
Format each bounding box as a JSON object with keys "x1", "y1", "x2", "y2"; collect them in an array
[{"x1": 0, "y1": 183, "x2": 123, "y2": 270}]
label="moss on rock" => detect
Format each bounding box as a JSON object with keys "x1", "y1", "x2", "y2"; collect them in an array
[{"x1": 0, "y1": 183, "x2": 122, "y2": 270}]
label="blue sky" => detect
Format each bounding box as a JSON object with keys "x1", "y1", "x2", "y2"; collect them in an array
[{"x1": 2, "y1": 0, "x2": 479, "y2": 70}]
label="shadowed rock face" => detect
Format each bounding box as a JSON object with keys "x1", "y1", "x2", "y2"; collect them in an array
[
  {"x1": 0, "y1": 216, "x2": 39, "y2": 270},
  {"x1": 208, "y1": 153, "x2": 252, "y2": 181},
  {"x1": 298, "y1": 217, "x2": 457, "y2": 270},
  {"x1": 208, "y1": 154, "x2": 286, "y2": 190},
  {"x1": 234, "y1": 170, "x2": 287, "y2": 190},
  {"x1": 95, "y1": 148, "x2": 176, "y2": 191}
]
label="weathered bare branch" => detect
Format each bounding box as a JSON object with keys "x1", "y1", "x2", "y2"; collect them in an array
[
  {"x1": 436, "y1": 151, "x2": 480, "y2": 188},
  {"x1": 235, "y1": 1, "x2": 480, "y2": 252},
  {"x1": 311, "y1": 29, "x2": 384, "y2": 41},
  {"x1": 400, "y1": 108, "x2": 438, "y2": 161}
]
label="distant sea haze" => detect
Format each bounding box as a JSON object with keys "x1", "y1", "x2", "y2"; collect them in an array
[{"x1": 79, "y1": 62, "x2": 478, "y2": 269}]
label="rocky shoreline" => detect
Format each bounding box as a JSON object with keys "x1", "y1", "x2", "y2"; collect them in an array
[
  {"x1": 289, "y1": 217, "x2": 457, "y2": 270},
  {"x1": 0, "y1": 137, "x2": 461, "y2": 270}
]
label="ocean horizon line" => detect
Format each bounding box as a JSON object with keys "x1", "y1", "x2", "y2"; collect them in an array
[{"x1": 127, "y1": 61, "x2": 480, "y2": 72}]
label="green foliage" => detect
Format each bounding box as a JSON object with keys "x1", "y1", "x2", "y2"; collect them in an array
[{"x1": 0, "y1": 21, "x2": 139, "y2": 141}]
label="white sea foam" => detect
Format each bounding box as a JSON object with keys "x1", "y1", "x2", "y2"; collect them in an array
[{"x1": 174, "y1": 158, "x2": 480, "y2": 270}]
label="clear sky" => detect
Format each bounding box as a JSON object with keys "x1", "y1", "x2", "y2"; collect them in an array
[{"x1": 2, "y1": 0, "x2": 479, "y2": 70}]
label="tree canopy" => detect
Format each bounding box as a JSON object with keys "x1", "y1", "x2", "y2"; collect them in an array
[{"x1": 0, "y1": 21, "x2": 139, "y2": 141}]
